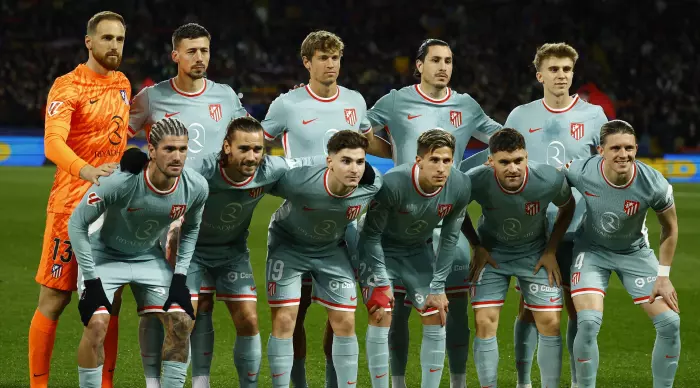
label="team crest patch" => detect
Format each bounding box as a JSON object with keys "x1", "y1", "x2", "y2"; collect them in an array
[
  {"x1": 525, "y1": 201, "x2": 540, "y2": 216},
  {"x1": 47, "y1": 101, "x2": 63, "y2": 117},
  {"x1": 450, "y1": 110, "x2": 462, "y2": 127},
  {"x1": 209, "y1": 103, "x2": 223, "y2": 122},
  {"x1": 249, "y1": 187, "x2": 263, "y2": 198},
  {"x1": 346, "y1": 205, "x2": 362, "y2": 220},
  {"x1": 571, "y1": 272, "x2": 581, "y2": 286},
  {"x1": 344, "y1": 108, "x2": 357, "y2": 126},
  {"x1": 51, "y1": 264, "x2": 63, "y2": 279},
  {"x1": 437, "y1": 204, "x2": 453, "y2": 218},
  {"x1": 624, "y1": 200, "x2": 640, "y2": 216},
  {"x1": 170, "y1": 204, "x2": 187, "y2": 219},
  {"x1": 267, "y1": 282, "x2": 277, "y2": 296},
  {"x1": 570, "y1": 122, "x2": 584, "y2": 140},
  {"x1": 87, "y1": 192, "x2": 102, "y2": 206},
  {"x1": 120, "y1": 90, "x2": 130, "y2": 105}
]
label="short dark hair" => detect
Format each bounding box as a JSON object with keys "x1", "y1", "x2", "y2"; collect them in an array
[
  {"x1": 172, "y1": 23, "x2": 211, "y2": 49},
  {"x1": 86, "y1": 11, "x2": 125, "y2": 36},
  {"x1": 327, "y1": 130, "x2": 368, "y2": 155},
  {"x1": 489, "y1": 128, "x2": 526, "y2": 154},
  {"x1": 219, "y1": 116, "x2": 264, "y2": 165},
  {"x1": 414, "y1": 38, "x2": 450, "y2": 78},
  {"x1": 600, "y1": 120, "x2": 636, "y2": 145},
  {"x1": 417, "y1": 129, "x2": 455, "y2": 156}
]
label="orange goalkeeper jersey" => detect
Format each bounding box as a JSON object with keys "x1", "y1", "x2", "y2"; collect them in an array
[{"x1": 44, "y1": 64, "x2": 131, "y2": 214}]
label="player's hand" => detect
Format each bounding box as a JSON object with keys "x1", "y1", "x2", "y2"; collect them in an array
[
  {"x1": 164, "y1": 274, "x2": 195, "y2": 320},
  {"x1": 425, "y1": 293, "x2": 449, "y2": 326},
  {"x1": 534, "y1": 251, "x2": 562, "y2": 287},
  {"x1": 649, "y1": 276, "x2": 679, "y2": 313},
  {"x1": 78, "y1": 278, "x2": 112, "y2": 326},
  {"x1": 469, "y1": 245, "x2": 498, "y2": 284},
  {"x1": 289, "y1": 83, "x2": 305, "y2": 91},
  {"x1": 80, "y1": 162, "x2": 118, "y2": 185},
  {"x1": 366, "y1": 285, "x2": 393, "y2": 323}
]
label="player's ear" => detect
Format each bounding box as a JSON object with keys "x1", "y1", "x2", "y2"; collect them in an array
[
  {"x1": 596, "y1": 145, "x2": 604, "y2": 156},
  {"x1": 487, "y1": 154, "x2": 494, "y2": 167},
  {"x1": 85, "y1": 35, "x2": 92, "y2": 50},
  {"x1": 415, "y1": 155, "x2": 422, "y2": 167},
  {"x1": 415, "y1": 60, "x2": 423, "y2": 75},
  {"x1": 171, "y1": 50, "x2": 178, "y2": 64},
  {"x1": 535, "y1": 71, "x2": 544, "y2": 84},
  {"x1": 326, "y1": 154, "x2": 333, "y2": 169}
]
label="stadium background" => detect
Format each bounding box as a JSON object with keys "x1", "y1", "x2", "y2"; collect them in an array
[{"x1": 1, "y1": 0, "x2": 698, "y2": 386}]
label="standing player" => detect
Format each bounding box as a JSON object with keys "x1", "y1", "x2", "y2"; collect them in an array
[
  {"x1": 366, "y1": 38, "x2": 502, "y2": 388},
  {"x1": 261, "y1": 30, "x2": 382, "y2": 387},
  {"x1": 265, "y1": 130, "x2": 381, "y2": 387},
  {"x1": 128, "y1": 23, "x2": 248, "y2": 387},
  {"x1": 68, "y1": 118, "x2": 208, "y2": 388},
  {"x1": 499, "y1": 43, "x2": 608, "y2": 388},
  {"x1": 564, "y1": 120, "x2": 680, "y2": 387},
  {"x1": 460, "y1": 128, "x2": 575, "y2": 388},
  {"x1": 29, "y1": 11, "x2": 130, "y2": 388},
  {"x1": 360, "y1": 130, "x2": 471, "y2": 388}
]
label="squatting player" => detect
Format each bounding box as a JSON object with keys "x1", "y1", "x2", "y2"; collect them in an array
[
  {"x1": 564, "y1": 120, "x2": 680, "y2": 387},
  {"x1": 128, "y1": 23, "x2": 248, "y2": 388},
  {"x1": 68, "y1": 118, "x2": 208, "y2": 388},
  {"x1": 261, "y1": 30, "x2": 383, "y2": 387},
  {"x1": 460, "y1": 128, "x2": 575, "y2": 388},
  {"x1": 360, "y1": 130, "x2": 471, "y2": 388},
  {"x1": 265, "y1": 130, "x2": 382, "y2": 387},
  {"x1": 29, "y1": 11, "x2": 130, "y2": 388},
  {"x1": 501, "y1": 43, "x2": 608, "y2": 388},
  {"x1": 366, "y1": 38, "x2": 502, "y2": 388}
]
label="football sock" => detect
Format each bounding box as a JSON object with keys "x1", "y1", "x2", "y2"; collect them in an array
[
  {"x1": 421, "y1": 325, "x2": 446, "y2": 388},
  {"x1": 235, "y1": 334, "x2": 262, "y2": 387},
  {"x1": 391, "y1": 376, "x2": 406, "y2": 388},
  {"x1": 651, "y1": 311, "x2": 681, "y2": 388},
  {"x1": 291, "y1": 357, "x2": 308, "y2": 388},
  {"x1": 574, "y1": 310, "x2": 603, "y2": 388},
  {"x1": 538, "y1": 334, "x2": 563, "y2": 388},
  {"x1": 446, "y1": 297, "x2": 469, "y2": 381},
  {"x1": 101, "y1": 315, "x2": 119, "y2": 388},
  {"x1": 29, "y1": 309, "x2": 58, "y2": 387},
  {"x1": 78, "y1": 366, "x2": 102, "y2": 388},
  {"x1": 191, "y1": 312, "x2": 214, "y2": 379},
  {"x1": 389, "y1": 294, "x2": 411, "y2": 379},
  {"x1": 161, "y1": 360, "x2": 187, "y2": 388},
  {"x1": 191, "y1": 375, "x2": 209, "y2": 388},
  {"x1": 514, "y1": 317, "x2": 537, "y2": 385},
  {"x1": 331, "y1": 334, "x2": 359, "y2": 386},
  {"x1": 474, "y1": 336, "x2": 498, "y2": 387},
  {"x1": 325, "y1": 357, "x2": 338, "y2": 388},
  {"x1": 567, "y1": 316, "x2": 578, "y2": 385},
  {"x1": 268, "y1": 335, "x2": 294, "y2": 387},
  {"x1": 366, "y1": 325, "x2": 390, "y2": 388},
  {"x1": 139, "y1": 316, "x2": 164, "y2": 380}
]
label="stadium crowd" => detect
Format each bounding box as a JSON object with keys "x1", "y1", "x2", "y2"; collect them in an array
[{"x1": 1, "y1": 0, "x2": 698, "y2": 155}]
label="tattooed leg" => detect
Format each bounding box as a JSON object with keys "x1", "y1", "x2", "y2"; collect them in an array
[{"x1": 156, "y1": 312, "x2": 194, "y2": 362}]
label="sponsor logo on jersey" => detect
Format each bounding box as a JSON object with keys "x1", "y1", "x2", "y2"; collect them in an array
[
  {"x1": 209, "y1": 103, "x2": 223, "y2": 122},
  {"x1": 525, "y1": 201, "x2": 540, "y2": 216},
  {"x1": 87, "y1": 192, "x2": 102, "y2": 206},
  {"x1": 450, "y1": 110, "x2": 462, "y2": 127},
  {"x1": 47, "y1": 101, "x2": 63, "y2": 117},
  {"x1": 344, "y1": 108, "x2": 357, "y2": 126},
  {"x1": 170, "y1": 204, "x2": 187, "y2": 219},
  {"x1": 570, "y1": 122, "x2": 584, "y2": 140},
  {"x1": 437, "y1": 203, "x2": 453, "y2": 218},
  {"x1": 346, "y1": 205, "x2": 361, "y2": 220},
  {"x1": 624, "y1": 199, "x2": 640, "y2": 216}
]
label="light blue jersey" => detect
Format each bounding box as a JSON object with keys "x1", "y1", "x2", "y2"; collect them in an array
[
  {"x1": 68, "y1": 167, "x2": 209, "y2": 279},
  {"x1": 261, "y1": 85, "x2": 372, "y2": 157},
  {"x1": 129, "y1": 78, "x2": 248, "y2": 171},
  {"x1": 367, "y1": 84, "x2": 501, "y2": 166}
]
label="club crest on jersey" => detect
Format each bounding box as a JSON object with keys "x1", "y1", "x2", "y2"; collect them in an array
[
  {"x1": 571, "y1": 271, "x2": 581, "y2": 286},
  {"x1": 346, "y1": 205, "x2": 362, "y2": 220},
  {"x1": 87, "y1": 192, "x2": 102, "y2": 206},
  {"x1": 209, "y1": 103, "x2": 223, "y2": 122},
  {"x1": 249, "y1": 187, "x2": 264, "y2": 198},
  {"x1": 170, "y1": 204, "x2": 187, "y2": 219},
  {"x1": 450, "y1": 110, "x2": 462, "y2": 127},
  {"x1": 624, "y1": 200, "x2": 640, "y2": 216},
  {"x1": 525, "y1": 201, "x2": 540, "y2": 216},
  {"x1": 344, "y1": 108, "x2": 357, "y2": 126},
  {"x1": 437, "y1": 204, "x2": 453, "y2": 218},
  {"x1": 267, "y1": 282, "x2": 277, "y2": 296},
  {"x1": 51, "y1": 264, "x2": 63, "y2": 279},
  {"x1": 570, "y1": 122, "x2": 584, "y2": 140},
  {"x1": 120, "y1": 90, "x2": 129, "y2": 105},
  {"x1": 47, "y1": 101, "x2": 63, "y2": 117}
]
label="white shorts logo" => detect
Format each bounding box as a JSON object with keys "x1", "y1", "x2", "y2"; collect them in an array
[
  {"x1": 228, "y1": 271, "x2": 239, "y2": 282},
  {"x1": 330, "y1": 280, "x2": 340, "y2": 291},
  {"x1": 635, "y1": 277, "x2": 645, "y2": 288},
  {"x1": 414, "y1": 293, "x2": 425, "y2": 305},
  {"x1": 529, "y1": 284, "x2": 539, "y2": 294}
]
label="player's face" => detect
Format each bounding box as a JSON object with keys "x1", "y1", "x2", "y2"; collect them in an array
[
  {"x1": 86, "y1": 20, "x2": 125, "y2": 71},
  {"x1": 223, "y1": 130, "x2": 265, "y2": 177},
  {"x1": 536, "y1": 56, "x2": 574, "y2": 97},
  {"x1": 149, "y1": 136, "x2": 189, "y2": 178},
  {"x1": 326, "y1": 148, "x2": 366, "y2": 188},
  {"x1": 416, "y1": 146, "x2": 454, "y2": 187},
  {"x1": 417, "y1": 45, "x2": 453, "y2": 88},
  {"x1": 304, "y1": 50, "x2": 341, "y2": 86},
  {"x1": 598, "y1": 133, "x2": 637, "y2": 175},
  {"x1": 173, "y1": 37, "x2": 210, "y2": 80},
  {"x1": 490, "y1": 149, "x2": 528, "y2": 191}
]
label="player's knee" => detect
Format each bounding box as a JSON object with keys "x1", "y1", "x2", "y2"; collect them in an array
[
  {"x1": 273, "y1": 309, "x2": 298, "y2": 336},
  {"x1": 577, "y1": 310, "x2": 603, "y2": 341},
  {"x1": 38, "y1": 286, "x2": 72, "y2": 318},
  {"x1": 197, "y1": 294, "x2": 214, "y2": 313},
  {"x1": 654, "y1": 311, "x2": 680, "y2": 337},
  {"x1": 165, "y1": 312, "x2": 195, "y2": 341},
  {"x1": 474, "y1": 309, "x2": 499, "y2": 336},
  {"x1": 233, "y1": 310, "x2": 259, "y2": 336},
  {"x1": 534, "y1": 312, "x2": 560, "y2": 336},
  {"x1": 84, "y1": 315, "x2": 110, "y2": 346},
  {"x1": 329, "y1": 311, "x2": 355, "y2": 336}
]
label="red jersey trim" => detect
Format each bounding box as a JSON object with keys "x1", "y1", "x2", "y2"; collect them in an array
[
  {"x1": 542, "y1": 94, "x2": 579, "y2": 113},
  {"x1": 305, "y1": 84, "x2": 340, "y2": 102},
  {"x1": 219, "y1": 162, "x2": 255, "y2": 187},
  {"x1": 411, "y1": 163, "x2": 443, "y2": 197},
  {"x1": 144, "y1": 165, "x2": 180, "y2": 195},
  {"x1": 324, "y1": 169, "x2": 355, "y2": 198},
  {"x1": 494, "y1": 166, "x2": 528, "y2": 195},
  {"x1": 600, "y1": 159, "x2": 637, "y2": 189},
  {"x1": 169, "y1": 78, "x2": 207, "y2": 97},
  {"x1": 415, "y1": 84, "x2": 451, "y2": 104}
]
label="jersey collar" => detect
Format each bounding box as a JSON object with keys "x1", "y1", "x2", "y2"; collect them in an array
[
  {"x1": 323, "y1": 169, "x2": 356, "y2": 198},
  {"x1": 415, "y1": 84, "x2": 451, "y2": 104},
  {"x1": 600, "y1": 159, "x2": 637, "y2": 189},
  {"x1": 169, "y1": 78, "x2": 207, "y2": 97},
  {"x1": 305, "y1": 84, "x2": 340, "y2": 102},
  {"x1": 219, "y1": 161, "x2": 256, "y2": 187},
  {"x1": 144, "y1": 165, "x2": 180, "y2": 195},
  {"x1": 411, "y1": 163, "x2": 443, "y2": 197},
  {"x1": 494, "y1": 166, "x2": 528, "y2": 195},
  {"x1": 542, "y1": 94, "x2": 579, "y2": 113}
]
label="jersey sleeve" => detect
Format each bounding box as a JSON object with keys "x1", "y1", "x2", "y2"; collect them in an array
[
  {"x1": 503, "y1": 106, "x2": 520, "y2": 128},
  {"x1": 358, "y1": 183, "x2": 395, "y2": 287},
  {"x1": 591, "y1": 106, "x2": 607, "y2": 148},
  {"x1": 563, "y1": 158, "x2": 585, "y2": 189},
  {"x1": 261, "y1": 95, "x2": 287, "y2": 140},
  {"x1": 467, "y1": 94, "x2": 502, "y2": 142},
  {"x1": 229, "y1": 86, "x2": 249, "y2": 119},
  {"x1": 432, "y1": 177, "x2": 470, "y2": 294},
  {"x1": 459, "y1": 149, "x2": 489, "y2": 173},
  {"x1": 128, "y1": 86, "x2": 151, "y2": 137},
  {"x1": 366, "y1": 90, "x2": 395, "y2": 128},
  {"x1": 261, "y1": 155, "x2": 326, "y2": 184},
  {"x1": 43, "y1": 76, "x2": 89, "y2": 177},
  {"x1": 551, "y1": 169, "x2": 573, "y2": 207},
  {"x1": 67, "y1": 172, "x2": 133, "y2": 280},
  {"x1": 358, "y1": 94, "x2": 372, "y2": 134},
  {"x1": 175, "y1": 179, "x2": 210, "y2": 275},
  {"x1": 649, "y1": 172, "x2": 674, "y2": 213}
]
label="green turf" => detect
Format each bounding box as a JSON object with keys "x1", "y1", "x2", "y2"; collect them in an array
[{"x1": 1, "y1": 166, "x2": 698, "y2": 387}]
